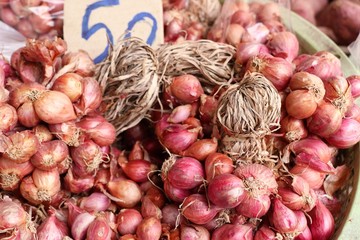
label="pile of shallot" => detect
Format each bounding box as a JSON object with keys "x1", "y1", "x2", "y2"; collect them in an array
[
  {"x1": 0, "y1": 0, "x2": 63, "y2": 39},
  {"x1": 0, "y1": 1, "x2": 359, "y2": 239}
]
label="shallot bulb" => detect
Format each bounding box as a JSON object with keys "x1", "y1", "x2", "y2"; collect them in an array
[
  {"x1": 285, "y1": 90, "x2": 317, "y2": 119},
  {"x1": 294, "y1": 51, "x2": 342, "y2": 81},
  {"x1": 20, "y1": 168, "x2": 61, "y2": 205},
  {"x1": 181, "y1": 194, "x2": 221, "y2": 225},
  {"x1": 307, "y1": 101, "x2": 342, "y2": 137},
  {"x1": 347, "y1": 75, "x2": 360, "y2": 99},
  {"x1": 270, "y1": 198, "x2": 299, "y2": 234},
  {"x1": 289, "y1": 71, "x2": 325, "y2": 103},
  {"x1": 280, "y1": 116, "x2": 308, "y2": 142},
  {"x1": 169, "y1": 74, "x2": 204, "y2": 104},
  {"x1": 136, "y1": 217, "x2": 162, "y2": 240},
  {"x1": 73, "y1": 77, "x2": 102, "y2": 117},
  {"x1": 246, "y1": 54, "x2": 293, "y2": 91},
  {"x1": 267, "y1": 31, "x2": 299, "y2": 62},
  {"x1": 180, "y1": 224, "x2": 210, "y2": 240},
  {"x1": 204, "y1": 153, "x2": 234, "y2": 181},
  {"x1": 117, "y1": 209, "x2": 143, "y2": 235},
  {"x1": 79, "y1": 192, "x2": 111, "y2": 213},
  {"x1": 0, "y1": 103, "x2": 18, "y2": 132},
  {"x1": 0, "y1": 157, "x2": 34, "y2": 191},
  {"x1": 30, "y1": 140, "x2": 69, "y2": 170},
  {"x1": 71, "y1": 140, "x2": 104, "y2": 177},
  {"x1": 76, "y1": 114, "x2": 116, "y2": 147},
  {"x1": 324, "y1": 75, "x2": 353, "y2": 115},
  {"x1": 3, "y1": 130, "x2": 39, "y2": 164},
  {"x1": 105, "y1": 178, "x2": 142, "y2": 208},
  {"x1": 62, "y1": 50, "x2": 95, "y2": 77},
  {"x1": 235, "y1": 42, "x2": 270, "y2": 66},
  {"x1": 309, "y1": 200, "x2": 335, "y2": 239},
  {"x1": 163, "y1": 157, "x2": 205, "y2": 190},
  {"x1": 211, "y1": 224, "x2": 254, "y2": 240},
  {"x1": 0, "y1": 196, "x2": 27, "y2": 231},
  {"x1": 33, "y1": 90, "x2": 77, "y2": 124},
  {"x1": 325, "y1": 118, "x2": 360, "y2": 149},
  {"x1": 37, "y1": 210, "x2": 69, "y2": 240},
  {"x1": 51, "y1": 73, "x2": 83, "y2": 102},
  {"x1": 208, "y1": 173, "x2": 245, "y2": 208}
]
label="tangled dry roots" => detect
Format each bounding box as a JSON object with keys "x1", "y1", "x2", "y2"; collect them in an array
[
  {"x1": 156, "y1": 40, "x2": 236, "y2": 86},
  {"x1": 188, "y1": 0, "x2": 221, "y2": 24},
  {"x1": 216, "y1": 72, "x2": 281, "y2": 136},
  {"x1": 95, "y1": 37, "x2": 159, "y2": 136}
]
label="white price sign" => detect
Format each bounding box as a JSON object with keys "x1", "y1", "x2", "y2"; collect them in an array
[{"x1": 63, "y1": 0, "x2": 164, "y2": 63}]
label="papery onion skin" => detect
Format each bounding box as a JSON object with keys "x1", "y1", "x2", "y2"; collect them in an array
[
  {"x1": 63, "y1": 168, "x2": 94, "y2": 194},
  {"x1": 235, "y1": 42, "x2": 269, "y2": 66},
  {"x1": 4, "y1": 130, "x2": 39, "y2": 164},
  {"x1": 204, "y1": 153, "x2": 234, "y2": 181},
  {"x1": 208, "y1": 173, "x2": 245, "y2": 209},
  {"x1": 325, "y1": 118, "x2": 360, "y2": 149},
  {"x1": 62, "y1": 50, "x2": 95, "y2": 77},
  {"x1": 19, "y1": 169, "x2": 61, "y2": 205},
  {"x1": 37, "y1": 212, "x2": 69, "y2": 240},
  {"x1": 0, "y1": 157, "x2": 34, "y2": 191},
  {"x1": 289, "y1": 137, "x2": 332, "y2": 163},
  {"x1": 73, "y1": 77, "x2": 102, "y2": 117},
  {"x1": 30, "y1": 140, "x2": 69, "y2": 170},
  {"x1": 33, "y1": 90, "x2": 77, "y2": 124},
  {"x1": 290, "y1": 165, "x2": 325, "y2": 189}
]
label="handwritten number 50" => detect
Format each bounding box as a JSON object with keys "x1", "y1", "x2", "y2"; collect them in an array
[{"x1": 82, "y1": 0, "x2": 158, "y2": 63}]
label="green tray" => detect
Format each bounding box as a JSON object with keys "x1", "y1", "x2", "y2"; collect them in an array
[{"x1": 280, "y1": 7, "x2": 360, "y2": 240}]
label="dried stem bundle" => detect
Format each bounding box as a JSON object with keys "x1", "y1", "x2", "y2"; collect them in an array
[{"x1": 96, "y1": 37, "x2": 159, "y2": 136}]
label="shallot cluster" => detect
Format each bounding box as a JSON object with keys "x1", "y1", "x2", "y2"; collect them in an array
[
  {"x1": 0, "y1": 0, "x2": 63, "y2": 39},
  {"x1": 0, "y1": 1, "x2": 358, "y2": 239}
]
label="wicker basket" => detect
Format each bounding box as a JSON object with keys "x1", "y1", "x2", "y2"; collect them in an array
[{"x1": 279, "y1": 7, "x2": 360, "y2": 239}]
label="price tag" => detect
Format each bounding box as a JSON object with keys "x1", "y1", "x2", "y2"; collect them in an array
[{"x1": 63, "y1": 0, "x2": 164, "y2": 63}]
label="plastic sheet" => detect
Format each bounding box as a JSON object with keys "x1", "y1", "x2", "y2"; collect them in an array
[
  {"x1": 348, "y1": 33, "x2": 360, "y2": 69},
  {"x1": 0, "y1": 20, "x2": 25, "y2": 60}
]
